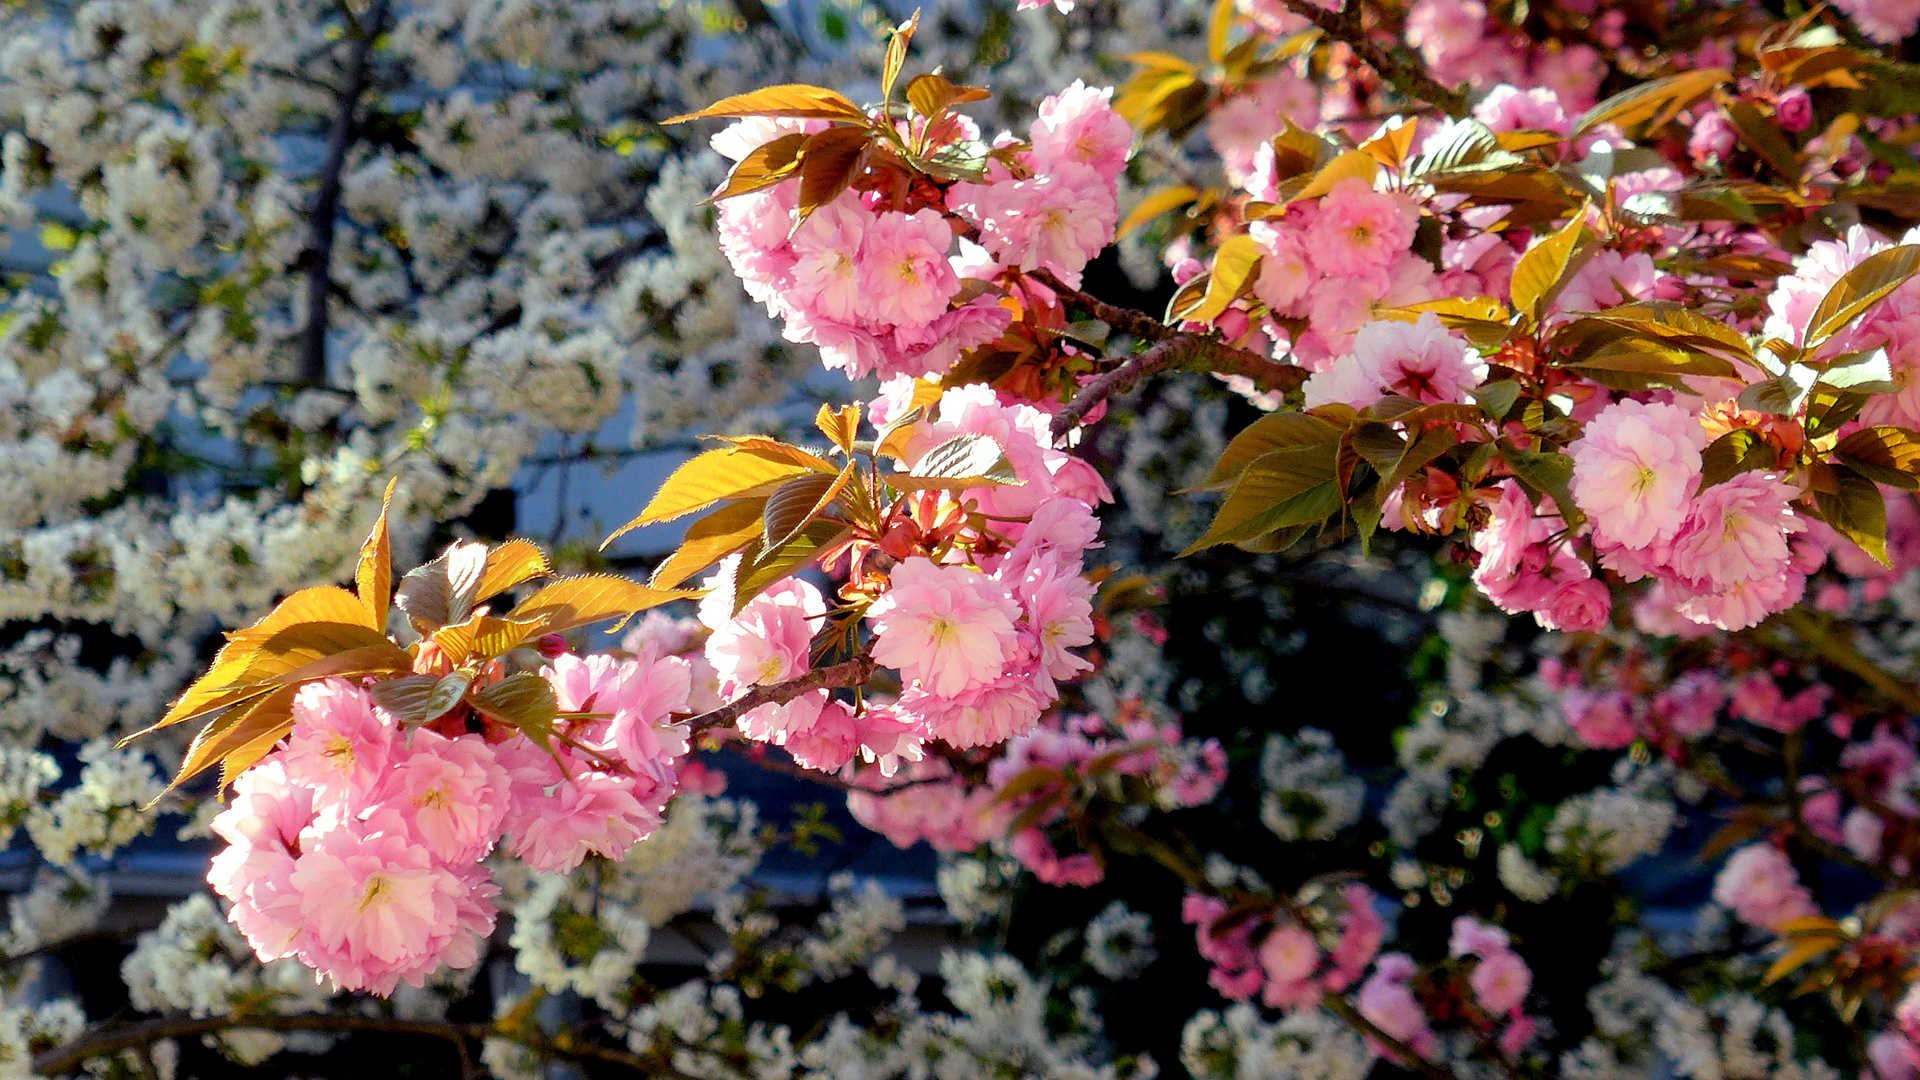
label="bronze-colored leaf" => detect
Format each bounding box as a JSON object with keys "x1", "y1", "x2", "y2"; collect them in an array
[
  {"x1": 905, "y1": 72, "x2": 990, "y2": 120},
  {"x1": 393, "y1": 540, "x2": 490, "y2": 633},
  {"x1": 796, "y1": 126, "x2": 872, "y2": 226},
  {"x1": 712, "y1": 132, "x2": 809, "y2": 200},
  {"x1": 1836, "y1": 425, "x2": 1920, "y2": 491},
  {"x1": 1572, "y1": 68, "x2": 1729, "y2": 138},
  {"x1": 1119, "y1": 185, "x2": 1200, "y2": 238},
  {"x1": 605, "y1": 447, "x2": 825, "y2": 545},
  {"x1": 1510, "y1": 211, "x2": 1589, "y2": 322},
  {"x1": 763, "y1": 468, "x2": 854, "y2": 548},
  {"x1": 881, "y1": 9, "x2": 919, "y2": 100},
  {"x1": 651, "y1": 500, "x2": 770, "y2": 590},
  {"x1": 475, "y1": 539, "x2": 552, "y2": 605},
  {"x1": 1188, "y1": 411, "x2": 1343, "y2": 493},
  {"x1": 1805, "y1": 244, "x2": 1920, "y2": 352},
  {"x1": 815, "y1": 402, "x2": 861, "y2": 453},
  {"x1": 509, "y1": 576, "x2": 700, "y2": 635},
  {"x1": 663, "y1": 84, "x2": 868, "y2": 125},
  {"x1": 891, "y1": 433, "x2": 1021, "y2": 492},
  {"x1": 432, "y1": 614, "x2": 549, "y2": 661},
  {"x1": 356, "y1": 477, "x2": 397, "y2": 628},
  {"x1": 1813, "y1": 465, "x2": 1890, "y2": 566}
]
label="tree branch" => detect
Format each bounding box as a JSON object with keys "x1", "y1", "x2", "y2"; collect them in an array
[
  {"x1": 34, "y1": 1011, "x2": 657, "y2": 1078},
  {"x1": 1031, "y1": 271, "x2": 1307, "y2": 438},
  {"x1": 686, "y1": 655, "x2": 876, "y2": 735},
  {"x1": 1276, "y1": 0, "x2": 1468, "y2": 118},
  {"x1": 297, "y1": 0, "x2": 393, "y2": 387}
]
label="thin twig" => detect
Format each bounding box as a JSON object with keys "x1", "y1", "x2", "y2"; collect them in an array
[
  {"x1": 33, "y1": 1012, "x2": 652, "y2": 1077},
  {"x1": 1031, "y1": 271, "x2": 1307, "y2": 437},
  {"x1": 1276, "y1": 0, "x2": 1469, "y2": 118},
  {"x1": 686, "y1": 655, "x2": 876, "y2": 735},
  {"x1": 297, "y1": 0, "x2": 393, "y2": 387}
]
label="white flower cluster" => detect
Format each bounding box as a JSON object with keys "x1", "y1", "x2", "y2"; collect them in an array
[
  {"x1": 1083, "y1": 901, "x2": 1156, "y2": 980},
  {"x1": 1179, "y1": 1003, "x2": 1373, "y2": 1080},
  {"x1": 1259, "y1": 727, "x2": 1364, "y2": 843},
  {"x1": 23, "y1": 740, "x2": 165, "y2": 866}
]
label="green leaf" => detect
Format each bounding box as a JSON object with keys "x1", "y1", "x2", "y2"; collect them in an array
[
  {"x1": 1836, "y1": 426, "x2": 1920, "y2": 491},
  {"x1": 1572, "y1": 68, "x2": 1729, "y2": 138},
  {"x1": 732, "y1": 520, "x2": 853, "y2": 614},
  {"x1": 1473, "y1": 381, "x2": 1522, "y2": 421},
  {"x1": 1182, "y1": 446, "x2": 1339, "y2": 554},
  {"x1": 1814, "y1": 466, "x2": 1891, "y2": 566},
  {"x1": 1738, "y1": 364, "x2": 1817, "y2": 416},
  {"x1": 1510, "y1": 211, "x2": 1589, "y2": 322},
  {"x1": 893, "y1": 433, "x2": 1021, "y2": 491},
  {"x1": 1805, "y1": 244, "x2": 1920, "y2": 353},
  {"x1": 1699, "y1": 430, "x2": 1780, "y2": 489},
  {"x1": 1189, "y1": 411, "x2": 1343, "y2": 492},
  {"x1": 1499, "y1": 445, "x2": 1584, "y2": 526}
]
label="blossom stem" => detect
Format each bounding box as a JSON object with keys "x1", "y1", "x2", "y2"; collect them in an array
[
  {"x1": 1274, "y1": 0, "x2": 1469, "y2": 119},
  {"x1": 685, "y1": 654, "x2": 877, "y2": 735},
  {"x1": 32, "y1": 1011, "x2": 670, "y2": 1079},
  {"x1": 1030, "y1": 271, "x2": 1306, "y2": 437}
]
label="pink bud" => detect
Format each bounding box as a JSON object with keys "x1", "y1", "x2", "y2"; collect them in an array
[
  {"x1": 1172, "y1": 258, "x2": 1205, "y2": 285},
  {"x1": 1775, "y1": 88, "x2": 1813, "y2": 133},
  {"x1": 536, "y1": 634, "x2": 570, "y2": 658},
  {"x1": 1214, "y1": 307, "x2": 1250, "y2": 342}
]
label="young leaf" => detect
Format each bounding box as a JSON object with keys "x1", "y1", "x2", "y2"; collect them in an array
[
  {"x1": 370, "y1": 675, "x2": 440, "y2": 724},
  {"x1": 731, "y1": 520, "x2": 852, "y2": 614},
  {"x1": 881, "y1": 9, "x2": 919, "y2": 100},
  {"x1": 467, "y1": 672, "x2": 560, "y2": 739},
  {"x1": 1814, "y1": 466, "x2": 1891, "y2": 565},
  {"x1": 122, "y1": 639, "x2": 410, "y2": 743},
  {"x1": 1804, "y1": 244, "x2": 1920, "y2": 352},
  {"x1": 476, "y1": 539, "x2": 552, "y2": 605},
  {"x1": 1699, "y1": 429, "x2": 1780, "y2": 488},
  {"x1": 1119, "y1": 185, "x2": 1201, "y2": 237},
  {"x1": 1723, "y1": 99, "x2": 1801, "y2": 181},
  {"x1": 1510, "y1": 211, "x2": 1588, "y2": 322},
  {"x1": 1207, "y1": 0, "x2": 1234, "y2": 62},
  {"x1": 904, "y1": 73, "x2": 990, "y2": 119},
  {"x1": 893, "y1": 433, "x2": 1021, "y2": 491},
  {"x1": 1188, "y1": 411, "x2": 1343, "y2": 492},
  {"x1": 651, "y1": 499, "x2": 770, "y2": 590},
  {"x1": 432, "y1": 614, "x2": 548, "y2": 661},
  {"x1": 606, "y1": 447, "x2": 824, "y2": 544},
  {"x1": 393, "y1": 541, "x2": 490, "y2": 632},
  {"x1": 1498, "y1": 445, "x2": 1585, "y2": 526},
  {"x1": 509, "y1": 575, "x2": 700, "y2": 635},
  {"x1": 815, "y1": 402, "x2": 861, "y2": 453},
  {"x1": 164, "y1": 684, "x2": 301, "y2": 796},
  {"x1": 796, "y1": 126, "x2": 872, "y2": 225},
  {"x1": 421, "y1": 669, "x2": 477, "y2": 723},
  {"x1": 1289, "y1": 149, "x2": 1380, "y2": 205},
  {"x1": 1836, "y1": 425, "x2": 1920, "y2": 490},
  {"x1": 663, "y1": 84, "x2": 868, "y2": 125},
  {"x1": 1184, "y1": 234, "x2": 1262, "y2": 323},
  {"x1": 1181, "y1": 445, "x2": 1339, "y2": 554},
  {"x1": 762, "y1": 468, "x2": 853, "y2": 548},
  {"x1": 356, "y1": 478, "x2": 397, "y2": 627},
  {"x1": 1737, "y1": 364, "x2": 1817, "y2": 416},
  {"x1": 1572, "y1": 68, "x2": 1729, "y2": 138},
  {"x1": 712, "y1": 132, "x2": 809, "y2": 200}
]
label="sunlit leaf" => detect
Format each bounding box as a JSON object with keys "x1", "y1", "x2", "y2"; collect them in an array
[
  {"x1": 1572, "y1": 68, "x2": 1729, "y2": 138},
  {"x1": 892, "y1": 433, "x2": 1022, "y2": 491},
  {"x1": 510, "y1": 576, "x2": 700, "y2": 635},
  {"x1": 663, "y1": 84, "x2": 868, "y2": 124},
  {"x1": 356, "y1": 478, "x2": 397, "y2": 627},
  {"x1": 1510, "y1": 211, "x2": 1589, "y2": 322},
  {"x1": 651, "y1": 500, "x2": 770, "y2": 590},
  {"x1": 1184, "y1": 234, "x2": 1262, "y2": 323}
]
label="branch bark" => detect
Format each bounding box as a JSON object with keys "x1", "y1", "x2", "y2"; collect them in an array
[
  {"x1": 1031, "y1": 272, "x2": 1308, "y2": 438},
  {"x1": 685, "y1": 654, "x2": 876, "y2": 735},
  {"x1": 297, "y1": 0, "x2": 393, "y2": 387},
  {"x1": 1276, "y1": 0, "x2": 1468, "y2": 118},
  {"x1": 34, "y1": 1010, "x2": 656, "y2": 1078}
]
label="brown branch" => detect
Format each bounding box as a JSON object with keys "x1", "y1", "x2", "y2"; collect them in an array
[
  {"x1": 1276, "y1": 0, "x2": 1468, "y2": 118},
  {"x1": 1032, "y1": 271, "x2": 1307, "y2": 438},
  {"x1": 34, "y1": 1011, "x2": 659, "y2": 1078},
  {"x1": 296, "y1": 0, "x2": 392, "y2": 387},
  {"x1": 686, "y1": 655, "x2": 876, "y2": 736}
]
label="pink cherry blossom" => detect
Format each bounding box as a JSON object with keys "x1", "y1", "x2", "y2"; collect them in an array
[
  {"x1": 855, "y1": 209, "x2": 959, "y2": 327},
  {"x1": 1712, "y1": 843, "x2": 1818, "y2": 930},
  {"x1": 280, "y1": 677, "x2": 399, "y2": 810},
  {"x1": 868, "y1": 557, "x2": 1021, "y2": 698},
  {"x1": 1569, "y1": 399, "x2": 1705, "y2": 550},
  {"x1": 1029, "y1": 81, "x2": 1133, "y2": 181},
  {"x1": 1303, "y1": 314, "x2": 1486, "y2": 409}
]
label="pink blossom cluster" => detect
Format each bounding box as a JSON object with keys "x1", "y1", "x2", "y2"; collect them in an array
[
  {"x1": 1447, "y1": 916, "x2": 1537, "y2": 1053},
  {"x1": 695, "y1": 383, "x2": 1108, "y2": 767},
  {"x1": 208, "y1": 653, "x2": 692, "y2": 993},
  {"x1": 1241, "y1": 177, "x2": 1437, "y2": 367},
  {"x1": 712, "y1": 82, "x2": 1129, "y2": 381},
  {"x1": 846, "y1": 706, "x2": 1226, "y2": 881},
  {"x1": 1403, "y1": 0, "x2": 1608, "y2": 107},
  {"x1": 1181, "y1": 884, "x2": 1385, "y2": 1004},
  {"x1": 1711, "y1": 843, "x2": 1818, "y2": 931},
  {"x1": 1765, "y1": 225, "x2": 1920, "y2": 429}
]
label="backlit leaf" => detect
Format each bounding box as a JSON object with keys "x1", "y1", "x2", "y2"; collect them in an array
[
  {"x1": 712, "y1": 132, "x2": 809, "y2": 200},
  {"x1": 763, "y1": 469, "x2": 853, "y2": 548},
  {"x1": 894, "y1": 433, "x2": 1022, "y2": 491},
  {"x1": 663, "y1": 84, "x2": 868, "y2": 124},
  {"x1": 1805, "y1": 244, "x2": 1920, "y2": 351},
  {"x1": 905, "y1": 72, "x2": 991, "y2": 119},
  {"x1": 881, "y1": 10, "x2": 918, "y2": 100},
  {"x1": 356, "y1": 478, "x2": 397, "y2": 627},
  {"x1": 1836, "y1": 425, "x2": 1920, "y2": 490},
  {"x1": 1572, "y1": 68, "x2": 1729, "y2": 138},
  {"x1": 1510, "y1": 211, "x2": 1588, "y2": 321},
  {"x1": 510, "y1": 576, "x2": 701, "y2": 635},
  {"x1": 476, "y1": 539, "x2": 552, "y2": 605},
  {"x1": 1182, "y1": 445, "x2": 1339, "y2": 554},
  {"x1": 432, "y1": 614, "x2": 548, "y2": 661},
  {"x1": 1185, "y1": 234, "x2": 1262, "y2": 323},
  {"x1": 1699, "y1": 429, "x2": 1780, "y2": 488},
  {"x1": 815, "y1": 403, "x2": 861, "y2": 453},
  {"x1": 1813, "y1": 465, "x2": 1890, "y2": 566},
  {"x1": 796, "y1": 126, "x2": 872, "y2": 225},
  {"x1": 651, "y1": 500, "x2": 769, "y2": 590},
  {"x1": 606, "y1": 446, "x2": 825, "y2": 543},
  {"x1": 1119, "y1": 185, "x2": 1200, "y2": 237}
]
